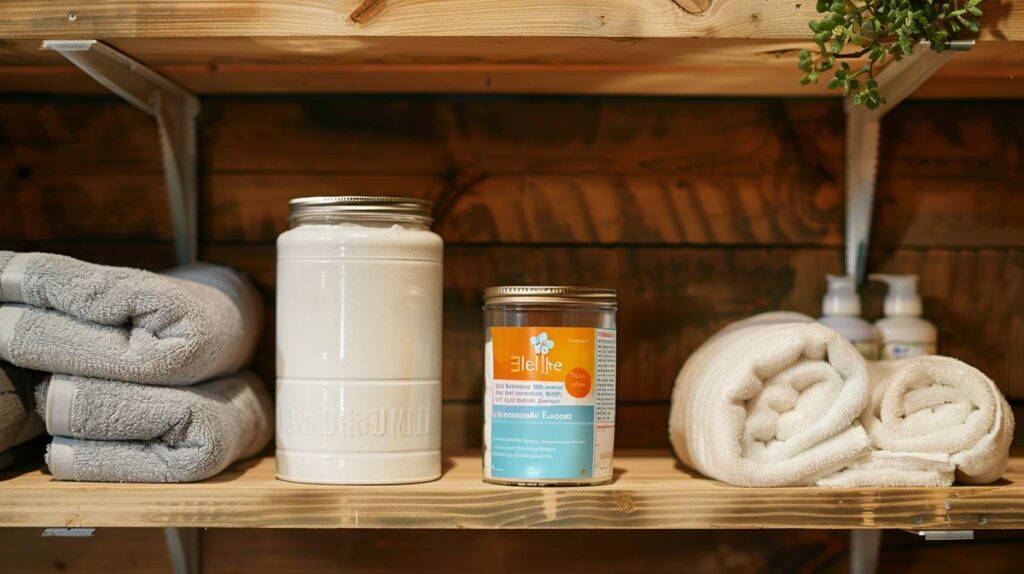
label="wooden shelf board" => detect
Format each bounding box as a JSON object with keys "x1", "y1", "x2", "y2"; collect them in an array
[
  {"x1": 1, "y1": 37, "x2": 1021, "y2": 98},
  {"x1": 3, "y1": 1, "x2": 1017, "y2": 41},
  {"x1": 3, "y1": 450, "x2": 1024, "y2": 530}
]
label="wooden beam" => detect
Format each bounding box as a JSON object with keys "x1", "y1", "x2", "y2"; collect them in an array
[
  {"x1": 3, "y1": 451, "x2": 1024, "y2": 529},
  {"x1": 1, "y1": 37, "x2": 1021, "y2": 97},
  {"x1": 0, "y1": 1, "x2": 1020, "y2": 40}
]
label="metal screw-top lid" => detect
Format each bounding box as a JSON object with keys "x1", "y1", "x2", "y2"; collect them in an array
[
  {"x1": 289, "y1": 196, "x2": 433, "y2": 222},
  {"x1": 483, "y1": 286, "x2": 618, "y2": 305}
]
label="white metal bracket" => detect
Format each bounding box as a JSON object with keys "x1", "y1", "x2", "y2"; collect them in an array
[
  {"x1": 912, "y1": 529, "x2": 975, "y2": 541},
  {"x1": 844, "y1": 40, "x2": 973, "y2": 283},
  {"x1": 164, "y1": 527, "x2": 203, "y2": 574},
  {"x1": 41, "y1": 528, "x2": 95, "y2": 537},
  {"x1": 850, "y1": 530, "x2": 882, "y2": 574},
  {"x1": 40, "y1": 40, "x2": 200, "y2": 265}
]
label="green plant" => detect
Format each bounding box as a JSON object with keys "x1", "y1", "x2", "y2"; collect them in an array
[{"x1": 798, "y1": 0, "x2": 985, "y2": 109}]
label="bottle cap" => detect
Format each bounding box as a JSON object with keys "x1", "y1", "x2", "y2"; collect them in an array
[
  {"x1": 869, "y1": 274, "x2": 923, "y2": 317},
  {"x1": 822, "y1": 275, "x2": 861, "y2": 316}
]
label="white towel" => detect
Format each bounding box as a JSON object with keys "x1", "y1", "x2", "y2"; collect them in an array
[
  {"x1": 823, "y1": 356, "x2": 1014, "y2": 487},
  {"x1": 668, "y1": 313, "x2": 872, "y2": 486}
]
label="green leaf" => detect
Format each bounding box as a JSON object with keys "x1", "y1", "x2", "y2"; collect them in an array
[
  {"x1": 798, "y1": 0, "x2": 986, "y2": 106},
  {"x1": 899, "y1": 35, "x2": 913, "y2": 55}
]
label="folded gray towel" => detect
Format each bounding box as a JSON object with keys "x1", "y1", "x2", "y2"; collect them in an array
[
  {"x1": 0, "y1": 362, "x2": 45, "y2": 468},
  {"x1": 34, "y1": 371, "x2": 273, "y2": 483},
  {"x1": 0, "y1": 252, "x2": 262, "y2": 386}
]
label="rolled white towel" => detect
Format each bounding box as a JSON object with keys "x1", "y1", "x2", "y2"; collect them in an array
[
  {"x1": 669, "y1": 313, "x2": 872, "y2": 486},
  {"x1": 824, "y1": 357, "x2": 1014, "y2": 487}
]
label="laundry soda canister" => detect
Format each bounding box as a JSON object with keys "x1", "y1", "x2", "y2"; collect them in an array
[
  {"x1": 276, "y1": 196, "x2": 443, "y2": 484},
  {"x1": 482, "y1": 286, "x2": 617, "y2": 486}
]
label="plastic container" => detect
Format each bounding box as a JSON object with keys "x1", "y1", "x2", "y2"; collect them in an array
[
  {"x1": 276, "y1": 196, "x2": 443, "y2": 484},
  {"x1": 870, "y1": 273, "x2": 937, "y2": 360},
  {"x1": 482, "y1": 286, "x2": 617, "y2": 486},
  {"x1": 818, "y1": 274, "x2": 879, "y2": 360}
]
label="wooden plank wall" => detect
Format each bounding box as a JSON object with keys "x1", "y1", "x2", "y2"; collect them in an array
[
  {"x1": 2, "y1": 527, "x2": 1024, "y2": 573},
  {"x1": 1, "y1": 96, "x2": 1022, "y2": 449},
  {"x1": 0, "y1": 95, "x2": 1022, "y2": 572}
]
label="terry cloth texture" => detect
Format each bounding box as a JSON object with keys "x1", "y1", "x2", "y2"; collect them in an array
[
  {"x1": 821, "y1": 356, "x2": 1014, "y2": 487},
  {"x1": 669, "y1": 313, "x2": 1015, "y2": 487},
  {"x1": 0, "y1": 361, "x2": 45, "y2": 468},
  {"x1": 35, "y1": 371, "x2": 273, "y2": 483},
  {"x1": 0, "y1": 251, "x2": 262, "y2": 386},
  {"x1": 668, "y1": 313, "x2": 872, "y2": 487}
]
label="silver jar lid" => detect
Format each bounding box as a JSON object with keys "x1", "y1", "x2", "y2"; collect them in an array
[
  {"x1": 289, "y1": 196, "x2": 432, "y2": 221},
  {"x1": 483, "y1": 286, "x2": 618, "y2": 305}
]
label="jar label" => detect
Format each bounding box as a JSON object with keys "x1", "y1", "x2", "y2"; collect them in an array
[{"x1": 486, "y1": 326, "x2": 615, "y2": 482}]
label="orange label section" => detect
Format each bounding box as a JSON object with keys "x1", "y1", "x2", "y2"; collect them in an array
[{"x1": 491, "y1": 326, "x2": 595, "y2": 385}]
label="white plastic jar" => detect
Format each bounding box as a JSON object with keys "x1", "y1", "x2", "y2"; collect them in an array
[{"x1": 276, "y1": 196, "x2": 443, "y2": 484}]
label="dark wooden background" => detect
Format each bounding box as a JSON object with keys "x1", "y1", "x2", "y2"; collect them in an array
[{"x1": 1, "y1": 95, "x2": 1022, "y2": 572}]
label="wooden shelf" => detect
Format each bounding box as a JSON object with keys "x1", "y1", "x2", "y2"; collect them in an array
[
  {"x1": 0, "y1": 0, "x2": 1021, "y2": 98},
  {"x1": 3, "y1": 450, "x2": 1024, "y2": 530}
]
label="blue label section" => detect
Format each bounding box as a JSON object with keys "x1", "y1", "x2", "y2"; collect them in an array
[{"x1": 490, "y1": 405, "x2": 595, "y2": 480}]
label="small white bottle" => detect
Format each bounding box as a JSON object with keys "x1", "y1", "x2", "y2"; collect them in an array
[
  {"x1": 818, "y1": 274, "x2": 879, "y2": 360},
  {"x1": 870, "y1": 273, "x2": 937, "y2": 359}
]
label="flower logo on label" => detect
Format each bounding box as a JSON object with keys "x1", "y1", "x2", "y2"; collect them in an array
[{"x1": 530, "y1": 332, "x2": 555, "y2": 355}]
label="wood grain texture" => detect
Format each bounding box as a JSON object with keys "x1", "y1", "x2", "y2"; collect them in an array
[
  {"x1": 3, "y1": 450, "x2": 1024, "y2": 530},
  {"x1": 1, "y1": 1, "x2": 1019, "y2": 40},
  {"x1": 2, "y1": 98, "x2": 1021, "y2": 247},
  {"x1": 3, "y1": 37, "x2": 1023, "y2": 97},
  {"x1": 3, "y1": 527, "x2": 1023, "y2": 574},
  {"x1": 7, "y1": 171, "x2": 1019, "y2": 247}
]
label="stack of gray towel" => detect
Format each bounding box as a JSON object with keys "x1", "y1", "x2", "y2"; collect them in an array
[
  {"x1": 0, "y1": 362, "x2": 46, "y2": 469},
  {"x1": 0, "y1": 251, "x2": 273, "y2": 482}
]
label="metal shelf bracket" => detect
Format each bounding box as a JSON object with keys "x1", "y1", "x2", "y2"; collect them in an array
[
  {"x1": 850, "y1": 530, "x2": 882, "y2": 574},
  {"x1": 912, "y1": 529, "x2": 975, "y2": 541},
  {"x1": 164, "y1": 527, "x2": 203, "y2": 574},
  {"x1": 41, "y1": 528, "x2": 96, "y2": 537},
  {"x1": 41, "y1": 40, "x2": 200, "y2": 265},
  {"x1": 844, "y1": 40, "x2": 973, "y2": 283}
]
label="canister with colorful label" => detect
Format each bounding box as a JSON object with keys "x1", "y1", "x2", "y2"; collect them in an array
[{"x1": 482, "y1": 286, "x2": 617, "y2": 486}]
